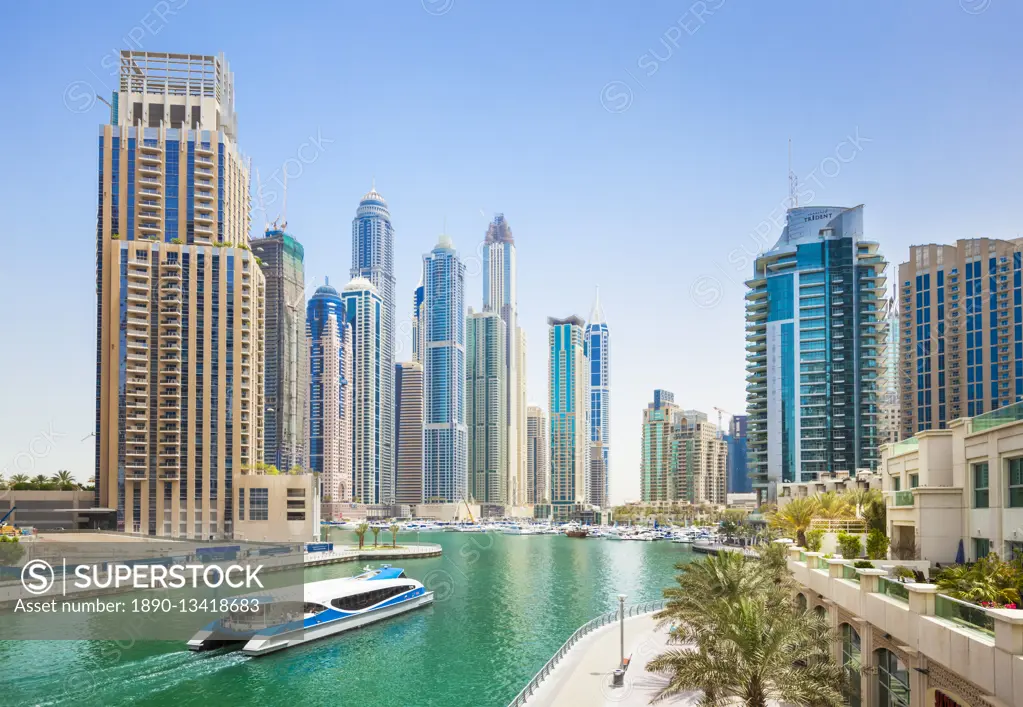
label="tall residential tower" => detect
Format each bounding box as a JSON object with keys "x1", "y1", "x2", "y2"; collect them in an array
[
  {"x1": 342, "y1": 278, "x2": 383, "y2": 504},
  {"x1": 585, "y1": 289, "x2": 610, "y2": 508},
  {"x1": 466, "y1": 310, "x2": 507, "y2": 506},
  {"x1": 526, "y1": 405, "x2": 548, "y2": 504},
  {"x1": 394, "y1": 361, "x2": 424, "y2": 505},
  {"x1": 548, "y1": 316, "x2": 588, "y2": 520}
]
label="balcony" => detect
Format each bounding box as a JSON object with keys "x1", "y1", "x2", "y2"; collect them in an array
[{"x1": 892, "y1": 490, "x2": 915, "y2": 506}]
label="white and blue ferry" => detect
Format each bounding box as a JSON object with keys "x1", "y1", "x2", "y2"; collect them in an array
[{"x1": 187, "y1": 566, "x2": 433, "y2": 656}]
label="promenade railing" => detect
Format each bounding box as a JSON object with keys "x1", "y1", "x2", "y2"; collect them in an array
[{"x1": 506, "y1": 599, "x2": 666, "y2": 707}]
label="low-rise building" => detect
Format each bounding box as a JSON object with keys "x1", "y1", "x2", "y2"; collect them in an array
[
  {"x1": 777, "y1": 470, "x2": 883, "y2": 509},
  {"x1": 0, "y1": 490, "x2": 114, "y2": 531},
  {"x1": 881, "y1": 402, "x2": 1023, "y2": 564},
  {"x1": 233, "y1": 473, "x2": 319, "y2": 543}
]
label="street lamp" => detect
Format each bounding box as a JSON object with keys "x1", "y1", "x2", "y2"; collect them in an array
[{"x1": 618, "y1": 593, "x2": 627, "y2": 669}]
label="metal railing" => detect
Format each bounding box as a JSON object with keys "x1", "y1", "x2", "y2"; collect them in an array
[{"x1": 507, "y1": 600, "x2": 666, "y2": 707}]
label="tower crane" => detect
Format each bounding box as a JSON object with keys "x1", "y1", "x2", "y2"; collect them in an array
[{"x1": 713, "y1": 406, "x2": 734, "y2": 433}]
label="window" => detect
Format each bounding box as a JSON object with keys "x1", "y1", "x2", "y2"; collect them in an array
[
  {"x1": 1010, "y1": 458, "x2": 1023, "y2": 507},
  {"x1": 249, "y1": 488, "x2": 269, "y2": 521},
  {"x1": 330, "y1": 585, "x2": 415, "y2": 612},
  {"x1": 238, "y1": 487, "x2": 245, "y2": 520},
  {"x1": 908, "y1": 474, "x2": 919, "y2": 489},
  {"x1": 892, "y1": 477, "x2": 901, "y2": 492},
  {"x1": 974, "y1": 537, "x2": 991, "y2": 559},
  {"x1": 841, "y1": 624, "x2": 862, "y2": 707},
  {"x1": 973, "y1": 462, "x2": 989, "y2": 508},
  {"x1": 287, "y1": 512, "x2": 306, "y2": 521},
  {"x1": 876, "y1": 648, "x2": 910, "y2": 707}
]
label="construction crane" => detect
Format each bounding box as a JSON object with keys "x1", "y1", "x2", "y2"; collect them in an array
[
  {"x1": 713, "y1": 407, "x2": 734, "y2": 433},
  {"x1": 0, "y1": 506, "x2": 17, "y2": 536}
]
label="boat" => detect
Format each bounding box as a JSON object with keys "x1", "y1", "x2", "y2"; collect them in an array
[
  {"x1": 566, "y1": 529, "x2": 589, "y2": 538},
  {"x1": 187, "y1": 566, "x2": 433, "y2": 656}
]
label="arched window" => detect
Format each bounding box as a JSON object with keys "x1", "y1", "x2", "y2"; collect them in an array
[
  {"x1": 814, "y1": 604, "x2": 827, "y2": 620},
  {"x1": 876, "y1": 648, "x2": 910, "y2": 707},
  {"x1": 796, "y1": 593, "x2": 808, "y2": 612},
  {"x1": 841, "y1": 623, "x2": 861, "y2": 707}
]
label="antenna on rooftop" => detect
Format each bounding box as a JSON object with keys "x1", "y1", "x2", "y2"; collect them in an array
[{"x1": 788, "y1": 138, "x2": 799, "y2": 210}]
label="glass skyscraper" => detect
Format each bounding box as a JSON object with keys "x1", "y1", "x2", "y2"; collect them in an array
[
  {"x1": 253, "y1": 228, "x2": 307, "y2": 472},
  {"x1": 306, "y1": 282, "x2": 352, "y2": 511},
  {"x1": 422, "y1": 235, "x2": 467, "y2": 504},
  {"x1": 724, "y1": 414, "x2": 750, "y2": 494},
  {"x1": 466, "y1": 310, "x2": 507, "y2": 506},
  {"x1": 342, "y1": 278, "x2": 383, "y2": 504},
  {"x1": 745, "y1": 205, "x2": 888, "y2": 502},
  {"x1": 584, "y1": 289, "x2": 610, "y2": 508},
  {"x1": 548, "y1": 315, "x2": 588, "y2": 520},
  {"x1": 350, "y1": 186, "x2": 395, "y2": 504},
  {"x1": 394, "y1": 361, "x2": 424, "y2": 505}
]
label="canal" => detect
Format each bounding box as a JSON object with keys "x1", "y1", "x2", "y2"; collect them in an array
[{"x1": 5, "y1": 531, "x2": 696, "y2": 707}]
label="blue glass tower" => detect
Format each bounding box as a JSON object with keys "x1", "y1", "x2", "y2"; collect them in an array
[
  {"x1": 724, "y1": 414, "x2": 750, "y2": 493},
  {"x1": 351, "y1": 185, "x2": 395, "y2": 504},
  {"x1": 584, "y1": 289, "x2": 610, "y2": 508},
  {"x1": 422, "y1": 235, "x2": 467, "y2": 504}
]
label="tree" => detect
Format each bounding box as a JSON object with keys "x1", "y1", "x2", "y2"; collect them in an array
[
  {"x1": 805, "y1": 528, "x2": 825, "y2": 553},
  {"x1": 649, "y1": 554, "x2": 845, "y2": 706},
  {"x1": 836, "y1": 531, "x2": 863, "y2": 560},
  {"x1": 371, "y1": 526, "x2": 381, "y2": 547},
  {"x1": 389, "y1": 523, "x2": 400, "y2": 548},
  {"x1": 31, "y1": 475, "x2": 50, "y2": 487},
  {"x1": 813, "y1": 492, "x2": 852, "y2": 520},
  {"x1": 935, "y1": 553, "x2": 1022, "y2": 606},
  {"x1": 9, "y1": 474, "x2": 29, "y2": 485},
  {"x1": 768, "y1": 497, "x2": 817, "y2": 547},
  {"x1": 52, "y1": 470, "x2": 75, "y2": 488},
  {"x1": 865, "y1": 529, "x2": 890, "y2": 560},
  {"x1": 355, "y1": 522, "x2": 369, "y2": 550}
]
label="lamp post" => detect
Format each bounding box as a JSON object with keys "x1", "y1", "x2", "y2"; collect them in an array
[{"x1": 618, "y1": 593, "x2": 627, "y2": 669}]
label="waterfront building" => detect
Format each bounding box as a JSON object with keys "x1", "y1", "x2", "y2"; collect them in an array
[
  {"x1": 517, "y1": 327, "x2": 528, "y2": 504},
  {"x1": 786, "y1": 545, "x2": 1023, "y2": 707},
  {"x1": 482, "y1": 214, "x2": 526, "y2": 505},
  {"x1": 253, "y1": 228, "x2": 307, "y2": 472},
  {"x1": 466, "y1": 310, "x2": 507, "y2": 506},
  {"x1": 422, "y1": 235, "x2": 468, "y2": 504},
  {"x1": 394, "y1": 361, "x2": 424, "y2": 505},
  {"x1": 898, "y1": 238, "x2": 1023, "y2": 441},
  {"x1": 95, "y1": 52, "x2": 265, "y2": 538},
  {"x1": 342, "y1": 277, "x2": 383, "y2": 504},
  {"x1": 548, "y1": 316, "x2": 588, "y2": 520},
  {"x1": 882, "y1": 403, "x2": 1023, "y2": 564},
  {"x1": 306, "y1": 282, "x2": 353, "y2": 513},
  {"x1": 235, "y1": 472, "x2": 319, "y2": 542},
  {"x1": 585, "y1": 289, "x2": 610, "y2": 509},
  {"x1": 724, "y1": 414, "x2": 751, "y2": 494},
  {"x1": 351, "y1": 184, "x2": 395, "y2": 504},
  {"x1": 411, "y1": 279, "x2": 425, "y2": 364},
  {"x1": 526, "y1": 405, "x2": 548, "y2": 504},
  {"x1": 879, "y1": 297, "x2": 901, "y2": 446},
  {"x1": 641, "y1": 390, "x2": 682, "y2": 502},
  {"x1": 777, "y1": 469, "x2": 882, "y2": 509},
  {"x1": 670, "y1": 412, "x2": 727, "y2": 505},
  {"x1": 745, "y1": 205, "x2": 888, "y2": 503}
]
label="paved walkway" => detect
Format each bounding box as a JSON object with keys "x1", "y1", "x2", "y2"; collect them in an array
[{"x1": 525, "y1": 613, "x2": 701, "y2": 707}]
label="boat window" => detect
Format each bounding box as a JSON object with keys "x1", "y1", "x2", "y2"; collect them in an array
[{"x1": 331, "y1": 585, "x2": 416, "y2": 612}]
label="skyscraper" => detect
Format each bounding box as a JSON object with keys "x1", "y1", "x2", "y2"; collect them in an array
[
  {"x1": 394, "y1": 361, "x2": 424, "y2": 505},
  {"x1": 879, "y1": 297, "x2": 901, "y2": 445},
  {"x1": 95, "y1": 51, "x2": 263, "y2": 538},
  {"x1": 898, "y1": 239, "x2": 1023, "y2": 439},
  {"x1": 548, "y1": 316, "x2": 588, "y2": 520},
  {"x1": 342, "y1": 277, "x2": 383, "y2": 504},
  {"x1": 482, "y1": 214, "x2": 525, "y2": 506},
  {"x1": 306, "y1": 282, "x2": 352, "y2": 513},
  {"x1": 672, "y1": 414, "x2": 728, "y2": 505},
  {"x1": 526, "y1": 405, "x2": 548, "y2": 504},
  {"x1": 745, "y1": 205, "x2": 888, "y2": 502},
  {"x1": 412, "y1": 280, "x2": 425, "y2": 364},
  {"x1": 351, "y1": 185, "x2": 395, "y2": 504},
  {"x1": 584, "y1": 289, "x2": 610, "y2": 508},
  {"x1": 724, "y1": 414, "x2": 751, "y2": 494},
  {"x1": 466, "y1": 310, "x2": 507, "y2": 506},
  {"x1": 423, "y1": 235, "x2": 467, "y2": 504},
  {"x1": 641, "y1": 390, "x2": 682, "y2": 502},
  {"x1": 253, "y1": 228, "x2": 307, "y2": 472}
]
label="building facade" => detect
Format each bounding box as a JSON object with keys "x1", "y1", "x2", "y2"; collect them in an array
[
  {"x1": 641, "y1": 390, "x2": 681, "y2": 502},
  {"x1": 879, "y1": 297, "x2": 901, "y2": 446},
  {"x1": 724, "y1": 414, "x2": 750, "y2": 494},
  {"x1": 95, "y1": 52, "x2": 263, "y2": 539},
  {"x1": 548, "y1": 316, "x2": 588, "y2": 520},
  {"x1": 466, "y1": 310, "x2": 507, "y2": 506},
  {"x1": 253, "y1": 228, "x2": 307, "y2": 472},
  {"x1": 745, "y1": 205, "x2": 888, "y2": 502},
  {"x1": 671, "y1": 414, "x2": 728, "y2": 506},
  {"x1": 306, "y1": 283, "x2": 353, "y2": 514},
  {"x1": 526, "y1": 405, "x2": 548, "y2": 504},
  {"x1": 422, "y1": 235, "x2": 468, "y2": 504},
  {"x1": 412, "y1": 280, "x2": 425, "y2": 364},
  {"x1": 342, "y1": 278, "x2": 383, "y2": 504},
  {"x1": 482, "y1": 214, "x2": 526, "y2": 506},
  {"x1": 585, "y1": 290, "x2": 610, "y2": 509},
  {"x1": 350, "y1": 185, "x2": 395, "y2": 504},
  {"x1": 394, "y1": 361, "x2": 424, "y2": 505},
  {"x1": 898, "y1": 238, "x2": 1023, "y2": 441}
]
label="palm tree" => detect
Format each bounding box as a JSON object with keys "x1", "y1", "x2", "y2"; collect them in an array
[
  {"x1": 52, "y1": 470, "x2": 75, "y2": 487},
  {"x1": 389, "y1": 523, "x2": 400, "y2": 548},
  {"x1": 935, "y1": 553, "x2": 1022, "y2": 605},
  {"x1": 355, "y1": 522, "x2": 369, "y2": 550},
  {"x1": 768, "y1": 497, "x2": 817, "y2": 547},
  {"x1": 647, "y1": 594, "x2": 845, "y2": 706},
  {"x1": 813, "y1": 491, "x2": 852, "y2": 520},
  {"x1": 9, "y1": 474, "x2": 29, "y2": 485},
  {"x1": 371, "y1": 526, "x2": 381, "y2": 547},
  {"x1": 31, "y1": 474, "x2": 50, "y2": 487}
]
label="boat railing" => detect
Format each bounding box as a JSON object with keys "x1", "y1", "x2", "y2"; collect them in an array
[{"x1": 506, "y1": 599, "x2": 666, "y2": 707}]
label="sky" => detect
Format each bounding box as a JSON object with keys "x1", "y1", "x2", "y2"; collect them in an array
[{"x1": 1, "y1": 0, "x2": 1021, "y2": 504}]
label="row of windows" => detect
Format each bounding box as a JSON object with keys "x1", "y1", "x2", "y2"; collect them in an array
[{"x1": 971, "y1": 458, "x2": 1023, "y2": 508}]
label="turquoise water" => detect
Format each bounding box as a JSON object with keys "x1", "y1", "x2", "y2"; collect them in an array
[{"x1": 5, "y1": 531, "x2": 694, "y2": 707}]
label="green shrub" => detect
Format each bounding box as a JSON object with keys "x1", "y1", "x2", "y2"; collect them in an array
[
  {"x1": 866, "y1": 528, "x2": 890, "y2": 560},
  {"x1": 853, "y1": 560, "x2": 874, "y2": 569},
  {"x1": 891, "y1": 566, "x2": 916, "y2": 582},
  {"x1": 0, "y1": 536, "x2": 25, "y2": 566},
  {"x1": 805, "y1": 528, "x2": 825, "y2": 553},
  {"x1": 836, "y1": 531, "x2": 863, "y2": 559}
]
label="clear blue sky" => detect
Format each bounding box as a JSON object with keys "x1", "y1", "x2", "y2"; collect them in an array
[{"x1": 1, "y1": 0, "x2": 1021, "y2": 503}]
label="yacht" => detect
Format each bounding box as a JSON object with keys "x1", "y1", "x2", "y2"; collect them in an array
[{"x1": 187, "y1": 566, "x2": 433, "y2": 656}]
